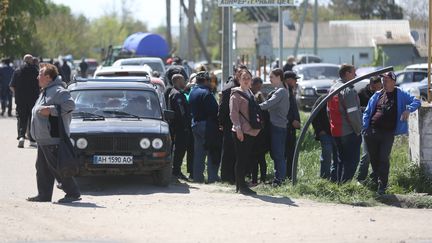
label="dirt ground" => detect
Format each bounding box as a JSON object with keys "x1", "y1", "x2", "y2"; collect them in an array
[{"x1": 1, "y1": 116, "x2": 432, "y2": 243}]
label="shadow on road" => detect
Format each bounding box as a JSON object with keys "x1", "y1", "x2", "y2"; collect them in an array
[
  {"x1": 77, "y1": 176, "x2": 191, "y2": 196},
  {"x1": 53, "y1": 201, "x2": 106, "y2": 208},
  {"x1": 251, "y1": 194, "x2": 298, "y2": 207}
]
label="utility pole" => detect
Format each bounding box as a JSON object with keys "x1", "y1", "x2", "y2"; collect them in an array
[
  {"x1": 166, "y1": 0, "x2": 172, "y2": 53},
  {"x1": 187, "y1": 0, "x2": 196, "y2": 61},
  {"x1": 313, "y1": 0, "x2": 318, "y2": 55},
  {"x1": 222, "y1": 7, "x2": 230, "y2": 83},
  {"x1": 428, "y1": 0, "x2": 431, "y2": 103},
  {"x1": 294, "y1": 0, "x2": 308, "y2": 57}
]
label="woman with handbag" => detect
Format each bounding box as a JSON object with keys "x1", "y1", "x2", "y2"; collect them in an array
[
  {"x1": 27, "y1": 63, "x2": 81, "y2": 203},
  {"x1": 229, "y1": 69, "x2": 261, "y2": 195}
]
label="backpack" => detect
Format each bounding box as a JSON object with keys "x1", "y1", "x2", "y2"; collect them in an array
[{"x1": 234, "y1": 90, "x2": 263, "y2": 129}]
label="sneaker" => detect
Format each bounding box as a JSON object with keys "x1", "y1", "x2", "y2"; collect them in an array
[
  {"x1": 57, "y1": 195, "x2": 82, "y2": 203},
  {"x1": 27, "y1": 195, "x2": 51, "y2": 202},
  {"x1": 18, "y1": 137, "x2": 24, "y2": 148},
  {"x1": 29, "y1": 141, "x2": 37, "y2": 147}
]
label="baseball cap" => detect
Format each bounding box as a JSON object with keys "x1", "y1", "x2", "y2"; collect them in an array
[
  {"x1": 380, "y1": 71, "x2": 396, "y2": 81},
  {"x1": 284, "y1": 71, "x2": 300, "y2": 80}
]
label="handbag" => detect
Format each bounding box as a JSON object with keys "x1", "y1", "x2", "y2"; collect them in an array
[{"x1": 56, "y1": 105, "x2": 79, "y2": 178}]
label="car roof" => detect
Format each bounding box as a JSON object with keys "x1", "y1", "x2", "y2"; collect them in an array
[
  {"x1": 116, "y1": 57, "x2": 163, "y2": 62},
  {"x1": 68, "y1": 80, "x2": 157, "y2": 91},
  {"x1": 95, "y1": 65, "x2": 153, "y2": 73},
  {"x1": 405, "y1": 63, "x2": 428, "y2": 70},
  {"x1": 293, "y1": 63, "x2": 340, "y2": 68}
]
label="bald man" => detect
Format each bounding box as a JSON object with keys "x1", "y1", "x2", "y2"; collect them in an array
[{"x1": 9, "y1": 54, "x2": 40, "y2": 148}]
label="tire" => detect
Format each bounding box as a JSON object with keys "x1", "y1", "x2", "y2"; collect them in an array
[{"x1": 153, "y1": 164, "x2": 172, "y2": 187}]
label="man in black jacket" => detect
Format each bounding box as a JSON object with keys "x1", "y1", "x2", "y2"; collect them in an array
[
  {"x1": 311, "y1": 95, "x2": 339, "y2": 181},
  {"x1": 284, "y1": 71, "x2": 301, "y2": 180},
  {"x1": 357, "y1": 76, "x2": 382, "y2": 182},
  {"x1": 168, "y1": 74, "x2": 192, "y2": 180},
  {"x1": 9, "y1": 54, "x2": 40, "y2": 148},
  {"x1": 218, "y1": 64, "x2": 247, "y2": 183}
]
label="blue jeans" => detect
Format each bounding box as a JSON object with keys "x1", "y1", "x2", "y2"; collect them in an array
[
  {"x1": 191, "y1": 121, "x2": 220, "y2": 183},
  {"x1": 357, "y1": 134, "x2": 370, "y2": 181},
  {"x1": 319, "y1": 134, "x2": 339, "y2": 181},
  {"x1": 334, "y1": 133, "x2": 362, "y2": 183},
  {"x1": 270, "y1": 125, "x2": 287, "y2": 181}
]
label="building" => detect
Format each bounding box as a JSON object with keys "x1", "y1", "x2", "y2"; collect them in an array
[{"x1": 235, "y1": 20, "x2": 425, "y2": 67}]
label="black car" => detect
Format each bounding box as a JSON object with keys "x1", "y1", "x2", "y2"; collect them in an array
[
  {"x1": 294, "y1": 63, "x2": 340, "y2": 110},
  {"x1": 68, "y1": 80, "x2": 173, "y2": 186}
]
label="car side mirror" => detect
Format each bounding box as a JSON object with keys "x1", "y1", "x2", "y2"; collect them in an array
[{"x1": 163, "y1": 110, "x2": 175, "y2": 120}]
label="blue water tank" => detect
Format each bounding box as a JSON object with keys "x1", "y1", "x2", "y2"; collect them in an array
[{"x1": 122, "y1": 32, "x2": 169, "y2": 58}]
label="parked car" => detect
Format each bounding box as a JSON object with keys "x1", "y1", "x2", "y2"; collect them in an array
[
  {"x1": 395, "y1": 70, "x2": 428, "y2": 86},
  {"x1": 112, "y1": 57, "x2": 166, "y2": 78},
  {"x1": 68, "y1": 80, "x2": 173, "y2": 186},
  {"x1": 400, "y1": 77, "x2": 432, "y2": 101},
  {"x1": 294, "y1": 63, "x2": 340, "y2": 110}
]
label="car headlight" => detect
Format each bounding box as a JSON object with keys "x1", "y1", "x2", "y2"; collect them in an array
[
  {"x1": 302, "y1": 88, "x2": 315, "y2": 96},
  {"x1": 152, "y1": 138, "x2": 163, "y2": 149},
  {"x1": 76, "y1": 138, "x2": 88, "y2": 149},
  {"x1": 140, "y1": 138, "x2": 151, "y2": 149},
  {"x1": 70, "y1": 138, "x2": 75, "y2": 147}
]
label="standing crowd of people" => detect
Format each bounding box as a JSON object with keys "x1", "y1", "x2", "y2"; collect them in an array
[
  {"x1": 165, "y1": 61, "x2": 304, "y2": 195},
  {"x1": 166, "y1": 61, "x2": 421, "y2": 195}
]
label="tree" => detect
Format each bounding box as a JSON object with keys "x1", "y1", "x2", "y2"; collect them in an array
[
  {"x1": 398, "y1": 0, "x2": 427, "y2": 28},
  {"x1": 329, "y1": 0, "x2": 403, "y2": 20},
  {"x1": 0, "y1": 0, "x2": 48, "y2": 58},
  {"x1": 34, "y1": 2, "x2": 91, "y2": 58}
]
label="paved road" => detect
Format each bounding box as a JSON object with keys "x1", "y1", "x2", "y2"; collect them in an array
[{"x1": 1, "y1": 116, "x2": 432, "y2": 243}]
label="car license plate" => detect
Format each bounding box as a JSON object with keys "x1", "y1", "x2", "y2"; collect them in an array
[{"x1": 93, "y1": 155, "x2": 133, "y2": 165}]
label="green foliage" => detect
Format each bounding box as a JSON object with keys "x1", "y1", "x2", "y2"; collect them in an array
[
  {"x1": 0, "y1": 0, "x2": 48, "y2": 58},
  {"x1": 372, "y1": 46, "x2": 388, "y2": 67},
  {"x1": 330, "y1": 0, "x2": 403, "y2": 19}
]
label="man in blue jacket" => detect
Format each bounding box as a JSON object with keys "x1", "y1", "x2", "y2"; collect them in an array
[
  {"x1": 189, "y1": 71, "x2": 220, "y2": 183},
  {"x1": 362, "y1": 71, "x2": 421, "y2": 195}
]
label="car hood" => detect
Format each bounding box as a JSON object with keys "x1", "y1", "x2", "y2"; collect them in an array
[
  {"x1": 70, "y1": 118, "x2": 169, "y2": 134},
  {"x1": 298, "y1": 79, "x2": 335, "y2": 88}
]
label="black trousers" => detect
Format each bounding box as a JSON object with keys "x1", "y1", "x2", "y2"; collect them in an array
[
  {"x1": 186, "y1": 131, "x2": 194, "y2": 177},
  {"x1": 285, "y1": 128, "x2": 297, "y2": 180},
  {"x1": 36, "y1": 145, "x2": 80, "y2": 200},
  {"x1": 172, "y1": 130, "x2": 190, "y2": 175},
  {"x1": 251, "y1": 152, "x2": 267, "y2": 183},
  {"x1": 220, "y1": 129, "x2": 236, "y2": 183},
  {"x1": 233, "y1": 133, "x2": 255, "y2": 189},
  {"x1": 364, "y1": 129, "x2": 395, "y2": 190},
  {"x1": 1, "y1": 90, "x2": 12, "y2": 114},
  {"x1": 16, "y1": 103, "x2": 34, "y2": 141}
]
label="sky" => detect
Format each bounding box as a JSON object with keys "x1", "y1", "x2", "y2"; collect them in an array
[{"x1": 50, "y1": 0, "x2": 188, "y2": 30}]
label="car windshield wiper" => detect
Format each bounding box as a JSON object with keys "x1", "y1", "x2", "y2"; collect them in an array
[
  {"x1": 72, "y1": 111, "x2": 105, "y2": 119},
  {"x1": 101, "y1": 110, "x2": 142, "y2": 119}
]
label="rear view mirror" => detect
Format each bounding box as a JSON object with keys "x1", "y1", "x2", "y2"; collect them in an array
[{"x1": 163, "y1": 110, "x2": 175, "y2": 120}]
